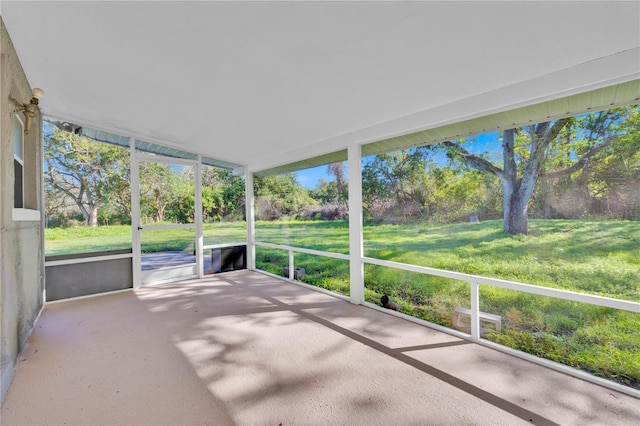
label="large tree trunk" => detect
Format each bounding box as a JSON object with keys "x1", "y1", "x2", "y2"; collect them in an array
[
  {"x1": 88, "y1": 204, "x2": 100, "y2": 227},
  {"x1": 75, "y1": 189, "x2": 92, "y2": 226},
  {"x1": 503, "y1": 182, "x2": 529, "y2": 234},
  {"x1": 500, "y1": 129, "x2": 529, "y2": 234},
  {"x1": 442, "y1": 118, "x2": 571, "y2": 235},
  {"x1": 155, "y1": 207, "x2": 164, "y2": 223},
  {"x1": 500, "y1": 124, "x2": 561, "y2": 235}
]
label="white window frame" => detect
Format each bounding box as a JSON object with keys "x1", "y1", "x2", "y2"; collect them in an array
[
  {"x1": 13, "y1": 114, "x2": 24, "y2": 209},
  {"x1": 12, "y1": 113, "x2": 40, "y2": 221}
]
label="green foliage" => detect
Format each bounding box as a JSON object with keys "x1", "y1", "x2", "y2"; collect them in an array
[
  {"x1": 202, "y1": 166, "x2": 245, "y2": 222},
  {"x1": 254, "y1": 173, "x2": 317, "y2": 220},
  {"x1": 490, "y1": 322, "x2": 640, "y2": 386},
  {"x1": 532, "y1": 106, "x2": 640, "y2": 221},
  {"x1": 362, "y1": 147, "x2": 435, "y2": 222},
  {"x1": 44, "y1": 129, "x2": 246, "y2": 228},
  {"x1": 427, "y1": 167, "x2": 502, "y2": 223},
  {"x1": 44, "y1": 126, "x2": 130, "y2": 227},
  {"x1": 301, "y1": 164, "x2": 349, "y2": 220},
  {"x1": 44, "y1": 105, "x2": 639, "y2": 228},
  {"x1": 396, "y1": 105, "x2": 640, "y2": 233},
  {"x1": 326, "y1": 162, "x2": 348, "y2": 208},
  {"x1": 138, "y1": 162, "x2": 195, "y2": 224}
]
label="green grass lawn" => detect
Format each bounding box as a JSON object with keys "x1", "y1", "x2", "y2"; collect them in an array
[
  {"x1": 46, "y1": 225, "x2": 134, "y2": 256},
  {"x1": 45, "y1": 222, "x2": 249, "y2": 257},
  {"x1": 253, "y1": 218, "x2": 639, "y2": 298},
  {"x1": 45, "y1": 218, "x2": 640, "y2": 388}
]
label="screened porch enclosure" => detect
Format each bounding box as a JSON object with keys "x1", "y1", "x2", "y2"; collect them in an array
[
  {"x1": 43, "y1": 128, "x2": 250, "y2": 298},
  {"x1": 4, "y1": 2, "x2": 640, "y2": 421},
  {"x1": 40, "y1": 77, "x2": 640, "y2": 400}
]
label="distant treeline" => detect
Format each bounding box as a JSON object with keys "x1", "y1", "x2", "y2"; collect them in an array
[{"x1": 45, "y1": 105, "x2": 640, "y2": 231}]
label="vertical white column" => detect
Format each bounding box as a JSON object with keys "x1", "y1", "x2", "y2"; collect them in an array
[
  {"x1": 470, "y1": 282, "x2": 480, "y2": 340},
  {"x1": 129, "y1": 138, "x2": 141, "y2": 288},
  {"x1": 38, "y1": 114, "x2": 47, "y2": 302},
  {"x1": 195, "y1": 156, "x2": 204, "y2": 278},
  {"x1": 348, "y1": 144, "x2": 364, "y2": 304},
  {"x1": 245, "y1": 167, "x2": 256, "y2": 270}
]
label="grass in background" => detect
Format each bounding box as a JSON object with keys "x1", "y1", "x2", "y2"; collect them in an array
[
  {"x1": 45, "y1": 218, "x2": 639, "y2": 306},
  {"x1": 255, "y1": 219, "x2": 349, "y2": 253},
  {"x1": 203, "y1": 222, "x2": 247, "y2": 246},
  {"x1": 363, "y1": 219, "x2": 640, "y2": 301},
  {"x1": 46, "y1": 222, "x2": 248, "y2": 256},
  {"x1": 45, "y1": 225, "x2": 133, "y2": 256},
  {"x1": 45, "y1": 218, "x2": 639, "y2": 303},
  {"x1": 255, "y1": 246, "x2": 351, "y2": 297}
]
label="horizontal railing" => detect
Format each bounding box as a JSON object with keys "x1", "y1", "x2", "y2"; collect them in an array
[
  {"x1": 363, "y1": 256, "x2": 640, "y2": 313},
  {"x1": 255, "y1": 241, "x2": 639, "y2": 313},
  {"x1": 255, "y1": 241, "x2": 349, "y2": 280},
  {"x1": 255, "y1": 241, "x2": 350, "y2": 260}
]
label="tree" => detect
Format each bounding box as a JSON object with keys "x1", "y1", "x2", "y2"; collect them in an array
[
  {"x1": 139, "y1": 162, "x2": 194, "y2": 224},
  {"x1": 43, "y1": 179, "x2": 69, "y2": 227},
  {"x1": 441, "y1": 109, "x2": 625, "y2": 234},
  {"x1": 327, "y1": 162, "x2": 348, "y2": 208},
  {"x1": 309, "y1": 178, "x2": 338, "y2": 205},
  {"x1": 539, "y1": 106, "x2": 640, "y2": 219},
  {"x1": 44, "y1": 127, "x2": 130, "y2": 227},
  {"x1": 429, "y1": 166, "x2": 503, "y2": 223},
  {"x1": 443, "y1": 122, "x2": 566, "y2": 234},
  {"x1": 254, "y1": 173, "x2": 315, "y2": 220},
  {"x1": 201, "y1": 166, "x2": 245, "y2": 221},
  {"x1": 362, "y1": 147, "x2": 432, "y2": 221}
]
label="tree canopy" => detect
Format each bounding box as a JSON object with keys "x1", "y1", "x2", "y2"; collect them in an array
[
  {"x1": 44, "y1": 126, "x2": 130, "y2": 227},
  {"x1": 44, "y1": 104, "x2": 639, "y2": 230},
  {"x1": 441, "y1": 106, "x2": 639, "y2": 233}
]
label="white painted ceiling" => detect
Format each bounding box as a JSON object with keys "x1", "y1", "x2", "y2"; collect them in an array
[{"x1": 2, "y1": 1, "x2": 639, "y2": 172}]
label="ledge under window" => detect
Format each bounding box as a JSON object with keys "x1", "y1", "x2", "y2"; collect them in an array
[{"x1": 12, "y1": 208, "x2": 41, "y2": 221}]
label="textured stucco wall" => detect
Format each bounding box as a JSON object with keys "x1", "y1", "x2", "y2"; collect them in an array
[{"x1": 1, "y1": 18, "x2": 45, "y2": 404}]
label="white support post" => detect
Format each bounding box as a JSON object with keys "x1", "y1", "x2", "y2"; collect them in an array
[
  {"x1": 348, "y1": 143, "x2": 364, "y2": 304},
  {"x1": 470, "y1": 281, "x2": 480, "y2": 340},
  {"x1": 288, "y1": 249, "x2": 294, "y2": 279},
  {"x1": 245, "y1": 168, "x2": 256, "y2": 270},
  {"x1": 195, "y1": 156, "x2": 204, "y2": 278},
  {"x1": 129, "y1": 138, "x2": 142, "y2": 289},
  {"x1": 38, "y1": 113, "x2": 46, "y2": 302}
]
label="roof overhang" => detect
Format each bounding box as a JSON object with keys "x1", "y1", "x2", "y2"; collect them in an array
[{"x1": 2, "y1": 1, "x2": 639, "y2": 174}]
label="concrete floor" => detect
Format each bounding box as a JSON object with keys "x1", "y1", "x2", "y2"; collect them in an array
[{"x1": 2, "y1": 271, "x2": 639, "y2": 425}]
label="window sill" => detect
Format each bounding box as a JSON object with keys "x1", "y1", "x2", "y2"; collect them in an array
[{"x1": 12, "y1": 208, "x2": 41, "y2": 222}]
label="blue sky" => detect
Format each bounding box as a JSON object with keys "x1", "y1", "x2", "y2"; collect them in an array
[
  {"x1": 295, "y1": 131, "x2": 504, "y2": 190},
  {"x1": 296, "y1": 165, "x2": 331, "y2": 189}
]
